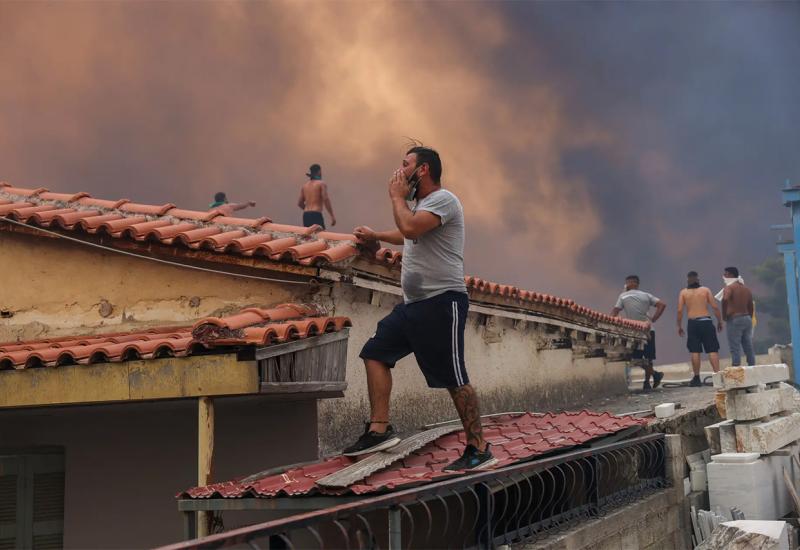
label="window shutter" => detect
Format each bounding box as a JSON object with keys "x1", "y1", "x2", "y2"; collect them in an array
[
  {"x1": 0, "y1": 455, "x2": 21, "y2": 550},
  {"x1": 30, "y1": 456, "x2": 64, "y2": 550},
  {"x1": 0, "y1": 452, "x2": 64, "y2": 550}
]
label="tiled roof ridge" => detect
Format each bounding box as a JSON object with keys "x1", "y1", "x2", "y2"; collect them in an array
[
  {"x1": 0, "y1": 304, "x2": 351, "y2": 370},
  {"x1": 464, "y1": 275, "x2": 649, "y2": 332},
  {"x1": 179, "y1": 410, "x2": 647, "y2": 499},
  {"x1": 0, "y1": 184, "x2": 645, "y2": 333},
  {"x1": 0, "y1": 184, "x2": 362, "y2": 267}
]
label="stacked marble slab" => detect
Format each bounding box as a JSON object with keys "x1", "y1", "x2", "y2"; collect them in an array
[
  {"x1": 703, "y1": 364, "x2": 800, "y2": 520},
  {"x1": 706, "y1": 364, "x2": 799, "y2": 455}
]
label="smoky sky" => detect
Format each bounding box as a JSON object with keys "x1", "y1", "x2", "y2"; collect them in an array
[{"x1": 1, "y1": 1, "x2": 798, "y2": 362}]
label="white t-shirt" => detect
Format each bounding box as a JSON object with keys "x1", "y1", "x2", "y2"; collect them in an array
[
  {"x1": 615, "y1": 289, "x2": 659, "y2": 322},
  {"x1": 401, "y1": 189, "x2": 468, "y2": 303}
]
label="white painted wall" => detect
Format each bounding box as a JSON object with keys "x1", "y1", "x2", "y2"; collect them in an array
[{"x1": 319, "y1": 284, "x2": 628, "y2": 453}]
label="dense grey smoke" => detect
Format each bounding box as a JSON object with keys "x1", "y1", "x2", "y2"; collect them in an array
[{"x1": 1, "y1": 1, "x2": 797, "y2": 360}]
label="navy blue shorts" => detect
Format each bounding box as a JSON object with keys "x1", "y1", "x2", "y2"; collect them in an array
[
  {"x1": 359, "y1": 291, "x2": 469, "y2": 389},
  {"x1": 632, "y1": 330, "x2": 656, "y2": 362},
  {"x1": 302, "y1": 210, "x2": 325, "y2": 229},
  {"x1": 687, "y1": 318, "x2": 720, "y2": 353}
]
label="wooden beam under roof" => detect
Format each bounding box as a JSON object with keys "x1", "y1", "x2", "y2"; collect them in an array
[{"x1": 0, "y1": 332, "x2": 350, "y2": 409}]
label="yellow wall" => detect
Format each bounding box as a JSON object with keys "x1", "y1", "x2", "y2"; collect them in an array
[
  {"x1": 1, "y1": 230, "x2": 629, "y2": 454},
  {"x1": 0, "y1": 231, "x2": 299, "y2": 341}
]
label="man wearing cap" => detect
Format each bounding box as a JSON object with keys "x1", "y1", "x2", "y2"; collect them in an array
[{"x1": 298, "y1": 164, "x2": 336, "y2": 229}]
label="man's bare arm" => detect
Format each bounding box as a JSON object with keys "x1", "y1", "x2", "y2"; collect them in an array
[
  {"x1": 353, "y1": 226, "x2": 404, "y2": 246},
  {"x1": 297, "y1": 189, "x2": 305, "y2": 210},
  {"x1": 386, "y1": 170, "x2": 440, "y2": 240},
  {"x1": 391, "y1": 197, "x2": 440, "y2": 240},
  {"x1": 231, "y1": 201, "x2": 256, "y2": 212},
  {"x1": 321, "y1": 183, "x2": 336, "y2": 226},
  {"x1": 611, "y1": 307, "x2": 622, "y2": 317},
  {"x1": 651, "y1": 300, "x2": 666, "y2": 323},
  {"x1": 721, "y1": 287, "x2": 729, "y2": 319},
  {"x1": 217, "y1": 202, "x2": 255, "y2": 216},
  {"x1": 374, "y1": 229, "x2": 404, "y2": 245},
  {"x1": 676, "y1": 291, "x2": 685, "y2": 330},
  {"x1": 707, "y1": 288, "x2": 724, "y2": 328}
]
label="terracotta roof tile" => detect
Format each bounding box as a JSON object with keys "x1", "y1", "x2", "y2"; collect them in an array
[
  {"x1": 179, "y1": 411, "x2": 647, "y2": 499},
  {"x1": 0, "y1": 185, "x2": 374, "y2": 269},
  {"x1": 0, "y1": 305, "x2": 350, "y2": 371},
  {"x1": 464, "y1": 276, "x2": 649, "y2": 332},
  {"x1": 0, "y1": 185, "x2": 646, "y2": 334}
]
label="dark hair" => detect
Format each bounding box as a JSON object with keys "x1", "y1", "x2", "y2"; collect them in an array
[
  {"x1": 725, "y1": 266, "x2": 740, "y2": 277},
  {"x1": 308, "y1": 164, "x2": 321, "y2": 177},
  {"x1": 687, "y1": 271, "x2": 698, "y2": 278},
  {"x1": 406, "y1": 146, "x2": 442, "y2": 184},
  {"x1": 625, "y1": 275, "x2": 640, "y2": 283},
  {"x1": 214, "y1": 192, "x2": 226, "y2": 203}
]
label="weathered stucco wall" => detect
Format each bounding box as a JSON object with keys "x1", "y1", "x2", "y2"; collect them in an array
[
  {"x1": 1, "y1": 232, "x2": 630, "y2": 455},
  {"x1": 0, "y1": 396, "x2": 318, "y2": 549},
  {"x1": 0, "y1": 231, "x2": 297, "y2": 341},
  {"x1": 318, "y1": 284, "x2": 627, "y2": 453}
]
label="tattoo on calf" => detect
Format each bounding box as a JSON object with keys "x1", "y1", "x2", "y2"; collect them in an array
[{"x1": 448, "y1": 384, "x2": 484, "y2": 446}]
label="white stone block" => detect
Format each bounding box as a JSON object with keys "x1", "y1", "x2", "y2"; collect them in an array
[
  {"x1": 655, "y1": 402, "x2": 675, "y2": 418},
  {"x1": 720, "y1": 421, "x2": 738, "y2": 453},
  {"x1": 708, "y1": 450, "x2": 798, "y2": 521},
  {"x1": 706, "y1": 420, "x2": 735, "y2": 455},
  {"x1": 691, "y1": 468, "x2": 708, "y2": 491},
  {"x1": 726, "y1": 383, "x2": 794, "y2": 421},
  {"x1": 711, "y1": 452, "x2": 760, "y2": 463},
  {"x1": 735, "y1": 413, "x2": 800, "y2": 455},
  {"x1": 713, "y1": 364, "x2": 789, "y2": 390}
]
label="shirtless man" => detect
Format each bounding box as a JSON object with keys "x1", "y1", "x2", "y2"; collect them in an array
[
  {"x1": 208, "y1": 192, "x2": 256, "y2": 216},
  {"x1": 298, "y1": 164, "x2": 336, "y2": 229},
  {"x1": 677, "y1": 271, "x2": 724, "y2": 387}
]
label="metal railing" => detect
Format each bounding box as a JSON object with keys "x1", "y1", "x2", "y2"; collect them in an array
[{"x1": 160, "y1": 433, "x2": 667, "y2": 550}]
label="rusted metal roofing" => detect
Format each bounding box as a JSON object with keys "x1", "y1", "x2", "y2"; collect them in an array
[
  {"x1": 179, "y1": 411, "x2": 647, "y2": 498},
  {"x1": 0, "y1": 304, "x2": 351, "y2": 370}
]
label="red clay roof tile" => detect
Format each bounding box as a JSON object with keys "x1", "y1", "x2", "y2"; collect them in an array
[
  {"x1": 0, "y1": 305, "x2": 350, "y2": 371},
  {"x1": 179, "y1": 411, "x2": 647, "y2": 499},
  {"x1": 0, "y1": 185, "x2": 646, "y2": 334},
  {"x1": 464, "y1": 276, "x2": 649, "y2": 332}
]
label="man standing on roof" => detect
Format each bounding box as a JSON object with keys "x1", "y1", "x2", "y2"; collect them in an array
[
  {"x1": 298, "y1": 164, "x2": 336, "y2": 229},
  {"x1": 677, "y1": 271, "x2": 723, "y2": 387},
  {"x1": 346, "y1": 145, "x2": 496, "y2": 471},
  {"x1": 720, "y1": 266, "x2": 756, "y2": 366},
  {"x1": 612, "y1": 275, "x2": 666, "y2": 392},
  {"x1": 208, "y1": 192, "x2": 256, "y2": 216}
]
